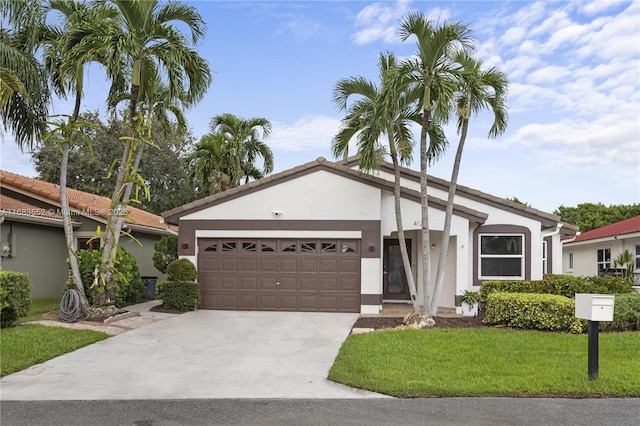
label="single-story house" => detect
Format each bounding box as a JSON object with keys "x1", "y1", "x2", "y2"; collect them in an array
[
  {"x1": 562, "y1": 215, "x2": 640, "y2": 282},
  {"x1": 162, "y1": 157, "x2": 578, "y2": 314},
  {"x1": 0, "y1": 170, "x2": 176, "y2": 298}
]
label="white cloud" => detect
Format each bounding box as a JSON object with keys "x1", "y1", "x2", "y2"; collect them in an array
[
  {"x1": 270, "y1": 115, "x2": 341, "y2": 152},
  {"x1": 352, "y1": 0, "x2": 412, "y2": 45}
]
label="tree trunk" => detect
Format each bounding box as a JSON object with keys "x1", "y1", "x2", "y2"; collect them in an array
[
  {"x1": 61, "y1": 90, "x2": 90, "y2": 309},
  {"x1": 420, "y1": 107, "x2": 432, "y2": 314},
  {"x1": 100, "y1": 84, "x2": 139, "y2": 299},
  {"x1": 113, "y1": 141, "x2": 145, "y2": 247},
  {"x1": 389, "y1": 142, "x2": 419, "y2": 312},
  {"x1": 431, "y1": 117, "x2": 469, "y2": 315}
]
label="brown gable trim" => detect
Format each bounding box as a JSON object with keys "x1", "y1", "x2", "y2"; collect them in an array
[
  {"x1": 352, "y1": 159, "x2": 575, "y2": 231},
  {"x1": 163, "y1": 157, "x2": 487, "y2": 225}
]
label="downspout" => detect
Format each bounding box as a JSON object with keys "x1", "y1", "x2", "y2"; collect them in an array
[{"x1": 541, "y1": 223, "x2": 563, "y2": 239}]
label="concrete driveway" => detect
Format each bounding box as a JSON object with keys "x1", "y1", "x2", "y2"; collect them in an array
[{"x1": 0, "y1": 310, "x2": 386, "y2": 400}]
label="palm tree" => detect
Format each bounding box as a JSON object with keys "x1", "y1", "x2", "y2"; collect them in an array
[
  {"x1": 398, "y1": 13, "x2": 475, "y2": 314},
  {"x1": 186, "y1": 133, "x2": 234, "y2": 195},
  {"x1": 209, "y1": 113, "x2": 274, "y2": 185},
  {"x1": 430, "y1": 54, "x2": 508, "y2": 314},
  {"x1": 65, "y1": 0, "x2": 212, "y2": 292},
  {"x1": 42, "y1": 0, "x2": 117, "y2": 309},
  {"x1": 0, "y1": 0, "x2": 50, "y2": 149},
  {"x1": 332, "y1": 52, "x2": 422, "y2": 311}
]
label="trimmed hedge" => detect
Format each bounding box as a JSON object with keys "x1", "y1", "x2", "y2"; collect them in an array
[
  {"x1": 0, "y1": 271, "x2": 31, "y2": 328},
  {"x1": 156, "y1": 280, "x2": 200, "y2": 311},
  {"x1": 166, "y1": 258, "x2": 197, "y2": 282},
  {"x1": 483, "y1": 292, "x2": 584, "y2": 333},
  {"x1": 603, "y1": 294, "x2": 640, "y2": 332},
  {"x1": 480, "y1": 275, "x2": 632, "y2": 300}
]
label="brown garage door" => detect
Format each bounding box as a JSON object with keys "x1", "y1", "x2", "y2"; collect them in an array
[{"x1": 198, "y1": 239, "x2": 361, "y2": 312}]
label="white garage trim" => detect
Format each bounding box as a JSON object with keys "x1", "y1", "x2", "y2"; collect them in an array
[{"x1": 195, "y1": 230, "x2": 362, "y2": 239}]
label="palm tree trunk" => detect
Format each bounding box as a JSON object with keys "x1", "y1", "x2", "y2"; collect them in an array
[
  {"x1": 389, "y1": 148, "x2": 419, "y2": 312},
  {"x1": 420, "y1": 107, "x2": 432, "y2": 314},
  {"x1": 431, "y1": 117, "x2": 469, "y2": 314},
  {"x1": 113, "y1": 141, "x2": 145, "y2": 247},
  {"x1": 100, "y1": 85, "x2": 139, "y2": 299},
  {"x1": 61, "y1": 91, "x2": 90, "y2": 309}
]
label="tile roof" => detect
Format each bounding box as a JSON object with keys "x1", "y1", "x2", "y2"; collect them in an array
[
  {"x1": 570, "y1": 215, "x2": 640, "y2": 243},
  {"x1": 1, "y1": 170, "x2": 171, "y2": 232}
]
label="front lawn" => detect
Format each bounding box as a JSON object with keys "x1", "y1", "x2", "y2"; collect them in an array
[
  {"x1": 329, "y1": 328, "x2": 640, "y2": 397},
  {"x1": 1, "y1": 325, "x2": 109, "y2": 377},
  {"x1": 16, "y1": 297, "x2": 61, "y2": 324}
]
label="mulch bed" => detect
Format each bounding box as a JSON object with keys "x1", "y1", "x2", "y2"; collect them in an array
[
  {"x1": 353, "y1": 313, "x2": 487, "y2": 330},
  {"x1": 149, "y1": 304, "x2": 185, "y2": 314}
]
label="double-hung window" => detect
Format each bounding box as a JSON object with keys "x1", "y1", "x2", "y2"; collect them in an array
[
  {"x1": 596, "y1": 248, "x2": 611, "y2": 272},
  {"x1": 635, "y1": 245, "x2": 640, "y2": 270},
  {"x1": 479, "y1": 234, "x2": 524, "y2": 279}
]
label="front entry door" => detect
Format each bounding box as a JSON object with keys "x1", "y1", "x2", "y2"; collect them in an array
[{"x1": 383, "y1": 239, "x2": 411, "y2": 300}]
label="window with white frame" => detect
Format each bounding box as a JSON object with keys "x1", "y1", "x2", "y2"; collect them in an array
[
  {"x1": 568, "y1": 252, "x2": 574, "y2": 271},
  {"x1": 596, "y1": 248, "x2": 611, "y2": 271},
  {"x1": 479, "y1": 234, "x2": 524, "y2": 279},
  {"x1": 542, "y1": 240, "x2": 548, "y2": 275},
  {"x1": 635, "y1": 245, "x2": 640, "y2": 270}
]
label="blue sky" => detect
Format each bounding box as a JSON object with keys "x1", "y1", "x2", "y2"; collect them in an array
[{"x1": 1, "y1": 0, "x2": 639, "y2": 213}]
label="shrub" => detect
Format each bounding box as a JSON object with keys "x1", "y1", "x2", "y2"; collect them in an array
[
  {"x1": 66, "y1": 247, "x2": 145, "y2": 306},
  {"x1": 156, "y1": 280, "x2": 200, "y2": 311},
  {"x1": 602, "y1": 294, "x2": 640, "y2": 332},
  {"x1": 0, "y1": 271, "x2": 31, "y2": 328},
  {"x1": 166, "y1": 258, "x2": 197, "y2": 282},
  {"x1": 153, "y1": 236, "x2": 178, "y2": 274},
  {"x1": 480, "y1": 275, "x2": 633, "y2": 300},
  {"x1": 483, "y1": 292, "x2": 584, "y2": 333}
]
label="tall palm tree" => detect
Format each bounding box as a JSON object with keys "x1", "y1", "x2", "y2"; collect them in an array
[
  {"x1": 430, "y1": 54, "x2": 508, "y2": 314},
  {"x1": 0, "y1": 0, "x2": 50, "y2": 149},
  {"x1": 186, "y1": 133, "x2": 234, "y2": 195},
  {"x1": 398, "y1": 13, "x2": 475, "y2": 314},
  {"x1": 332, "y1": 52, "x2": 422, "y2": 311},
  {"x1": 209, "y1": 113, "x2": 274, "y2": 185},
  {"x1": 42, "y1": 0, "x2": 116, "y2": 309},
  {"x1": 65, "y1": 0, "x2": 212, "y2": 291}
]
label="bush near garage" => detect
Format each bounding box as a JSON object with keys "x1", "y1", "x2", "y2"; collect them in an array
[
  {"x1": 66, "y1": 247, "x2": 145, "y2": 306},
  {"x1": 603, "y1": 294, "x2": 640, "y2": 332},
  {"x1": 156, "y1": 280, "x2": 200, "y2": 311},
  {"x1": 483, "y1": 292, "x2": 585, "y2": 333},
  {"x1": 0, "y1": 271, "x2": 31, "y2": 328},
  {"x1": 166, "y1": 258, "x2": 197, "y2": 282},
  {"x1": 480, "y1": 275, "x2": 632, "y2": 300}
]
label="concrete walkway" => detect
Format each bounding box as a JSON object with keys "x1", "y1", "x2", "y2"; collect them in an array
[{"x1": 1, "y1": 309, "x2": 385, "y2": 400}]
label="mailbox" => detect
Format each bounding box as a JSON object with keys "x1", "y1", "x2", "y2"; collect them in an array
[{"x1": 575, "y1": 294, "x2": 615, "y2": 322}]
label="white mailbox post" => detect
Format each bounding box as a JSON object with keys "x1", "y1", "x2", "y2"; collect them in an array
[{"x1": 575, "y1": 294, "x2": 615, "y2": 380}]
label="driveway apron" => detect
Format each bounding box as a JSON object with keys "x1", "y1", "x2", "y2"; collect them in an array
[{"x1": 0, "y1": 311, "x2": 386, "y2": 400}]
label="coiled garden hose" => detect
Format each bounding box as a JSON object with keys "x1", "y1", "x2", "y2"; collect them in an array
[{"x1": 59, "y1": 289, "x2": 83, "y2": 322}]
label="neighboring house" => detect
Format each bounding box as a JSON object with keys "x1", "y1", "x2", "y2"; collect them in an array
[
  {"x1": 162, "y1": 157, "x2": 578, "y2": 314},
  {"x1": 562, "y1": 215, "x2": 640, "y2": 281},
  {"x1": 0, "y1": 170, "x2": 176, "y2": 298}
]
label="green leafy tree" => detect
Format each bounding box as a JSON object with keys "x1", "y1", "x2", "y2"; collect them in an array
[
  {"x1": 33, "y1": 111, "x2": 199, "y2": 214},
  {"x1": 186, "y1": 133, "x2": 235, "y2": 195},
  {"x1": 431, "y1": 54, "x2": 509, "y2": 314},
  {"x1": 398, "y1": 13, "x2": 475, "y2": 313},
  {"x1": 332, "y1": 52, "x2": 422, "y2": 311},
  {"x1": 209, "y1": 113, "x2": 274, "y2": 185},
  {"x1": 153, "y1": 236, "x2": 178, "y2": 274},
  {"x1": 554, "y1": 203, "x2": 640, "y2": 232}
]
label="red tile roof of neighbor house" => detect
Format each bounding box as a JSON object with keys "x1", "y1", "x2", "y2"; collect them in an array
[
  {"x1": 571, "y1": 215, "x2": 640, "y2": 243},
  {"x1": 0, "y1": 170, "x2": 170, "y2": 232}
]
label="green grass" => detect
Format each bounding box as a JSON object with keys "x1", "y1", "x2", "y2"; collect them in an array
[
  {"x1": 1, "y1": 324, "x2": 109, "y2": 377},
  {"x1": 329, "y1": 328, "x2": 640, "y2": 397},
  {"x1": 16, "y1": 298, "x2": 61, "y2": 324}
]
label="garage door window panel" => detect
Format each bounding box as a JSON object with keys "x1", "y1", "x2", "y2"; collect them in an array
[{"x1": 222, "y1": 241, "x2": 237, "y2": 252}]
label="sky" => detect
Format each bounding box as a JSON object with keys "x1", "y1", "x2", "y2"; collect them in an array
[{"x1": 1, "y1": 0, "x2": 639, "y2": 213}]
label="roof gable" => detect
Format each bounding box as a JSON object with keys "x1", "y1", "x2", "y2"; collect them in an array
[
  {"x1": 1, "y1": 170, "x2": 170, "y2": 233},
  {"x1": 344, "y1": 156, "x2": 577, "y2": 234},
  {"x1": 162, "y1": 157, "x2": 488, "y2": 224},
  {"x1": 570, "y1": 215, "x2": 640, "y2": 243}
]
